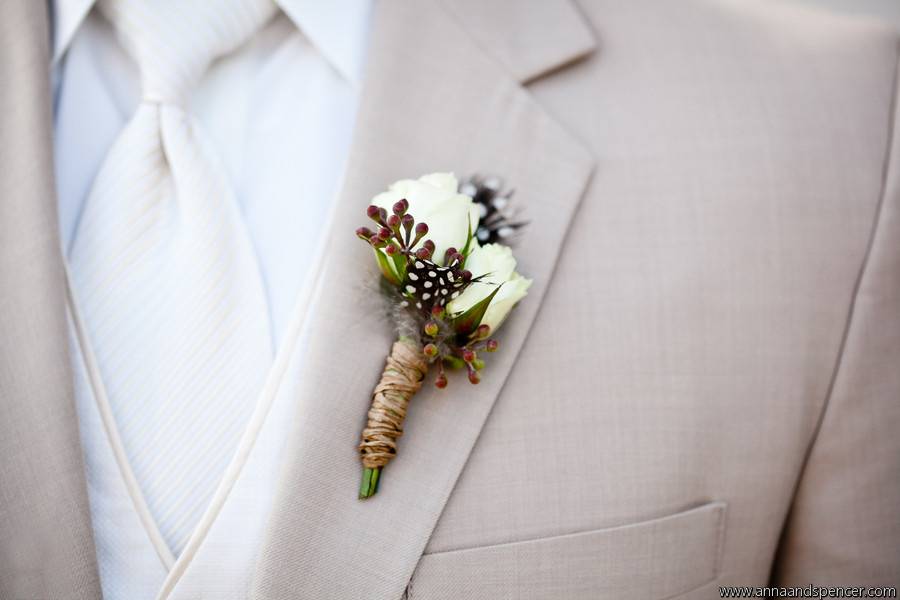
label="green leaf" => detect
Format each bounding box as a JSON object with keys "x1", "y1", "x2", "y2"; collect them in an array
[
  {"x1": 391, "y1": 249, "x2": 407, "y2": 282},
  {"x1": 374, "y1": 249, "x2": 402, "y2": 286},
  {"x1": 461, "y1": 215, "x2": 475, "y2": 258},
  {"x1": 451, "y1": 284, "x2": 502, "y2": 336}
]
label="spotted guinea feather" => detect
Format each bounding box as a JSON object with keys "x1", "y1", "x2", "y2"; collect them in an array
[{"x1": 400, "y1": 258, "x2": 467, "y2": 311}]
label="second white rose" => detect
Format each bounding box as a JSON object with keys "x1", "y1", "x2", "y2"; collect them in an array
[{"x1": 447, "y1": 243, "x2": 532, "y2": 332}]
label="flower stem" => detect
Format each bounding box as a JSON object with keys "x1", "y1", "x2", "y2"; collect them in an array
[
  {"x1": 357, "y1": 339, "x2": 428, "y2": 500},
  {"x1": 359, "y1": 467, "x2": 381, "y2": 499}
]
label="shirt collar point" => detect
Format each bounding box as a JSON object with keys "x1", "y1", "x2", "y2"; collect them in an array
[
  {"x1": 275, "y1": 0, "x2": 372, "y2": 87},
  {"x1": 51, "y1": 0, "x2": 96, "y2": 66}
]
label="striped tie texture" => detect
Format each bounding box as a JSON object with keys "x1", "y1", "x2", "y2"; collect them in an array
[{"x1": 68, "y1": 0, "x2": 277, "y2": 556}]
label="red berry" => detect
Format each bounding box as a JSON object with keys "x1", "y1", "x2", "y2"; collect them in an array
[
  {"x1": 392, "y1": 199, "x2": 408, "y2": 216},
  {"x1": 435, "y1": 374, "x2": 448, "y2": 389}
]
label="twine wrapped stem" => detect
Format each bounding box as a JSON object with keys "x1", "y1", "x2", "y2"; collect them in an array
[{"x1": 358, "y1": 338, "x2": 429, "y2": 499}]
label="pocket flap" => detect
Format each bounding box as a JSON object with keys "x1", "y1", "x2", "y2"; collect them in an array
[{"x1": 409, "y1": 501, "x2": 727, "y2": 600}]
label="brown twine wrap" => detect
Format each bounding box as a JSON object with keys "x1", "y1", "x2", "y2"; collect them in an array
[{"x1": 358, "y1": 338, "x2": 428, "y2": 469}]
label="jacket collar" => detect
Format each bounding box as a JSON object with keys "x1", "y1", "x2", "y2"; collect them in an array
[{"x1": 439, "y1": 0, "x2": 595, "y2": 83}]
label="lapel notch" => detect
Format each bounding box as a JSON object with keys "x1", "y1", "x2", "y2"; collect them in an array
[{"x1": 440, "y1": 0, "x2": 597, "y2": 84}]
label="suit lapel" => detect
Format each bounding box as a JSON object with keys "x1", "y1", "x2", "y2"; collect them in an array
[
  {"x1": 253, "y1": 1, "x2": 595, "y2": 598},
  {"x1": 0, "y1": 2, "x2": 101, "y2": 598}
]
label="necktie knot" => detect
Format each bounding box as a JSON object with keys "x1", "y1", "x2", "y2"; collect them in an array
[{"x1": 98, "y1": 0, "x2": 276, "y2": 105}]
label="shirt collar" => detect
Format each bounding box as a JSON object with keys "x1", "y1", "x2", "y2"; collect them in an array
[
  {"x1": 277, "y1": 0, "x2": 372, "y2": 86},
  {"x1": 51, "y1": 0, "x2": 372, "y2": 86}
]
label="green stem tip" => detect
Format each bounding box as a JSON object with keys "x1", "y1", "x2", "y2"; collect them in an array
[{"x1": 359, "y1": 467, "x2": 381, "y2": 500}]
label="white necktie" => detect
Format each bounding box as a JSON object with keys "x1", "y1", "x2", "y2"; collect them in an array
[{"x1": 68, "y1": 0, "x2": 277, "y2": 556}]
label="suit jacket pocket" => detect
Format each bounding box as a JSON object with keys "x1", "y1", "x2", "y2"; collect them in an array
[{"x1": 407, "y1": 501, "x2": 727, "y2": 600}]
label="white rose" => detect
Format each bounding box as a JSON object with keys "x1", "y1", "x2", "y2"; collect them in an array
[
  {"x1": 447, "y1": 243, "x2": 532, "y2": 333},
  {"x1": 371, "y1": 173, "x2": 480, "y2": 264}
]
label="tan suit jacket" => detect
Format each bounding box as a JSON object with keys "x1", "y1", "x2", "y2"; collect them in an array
[{"x1": 1, "y1": 1, "x2": 898, "y2": 598}]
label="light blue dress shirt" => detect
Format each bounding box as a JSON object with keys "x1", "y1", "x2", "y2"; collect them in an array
[{"x1": 52, "y1": 0, "x2": 371, "y2": 349}]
